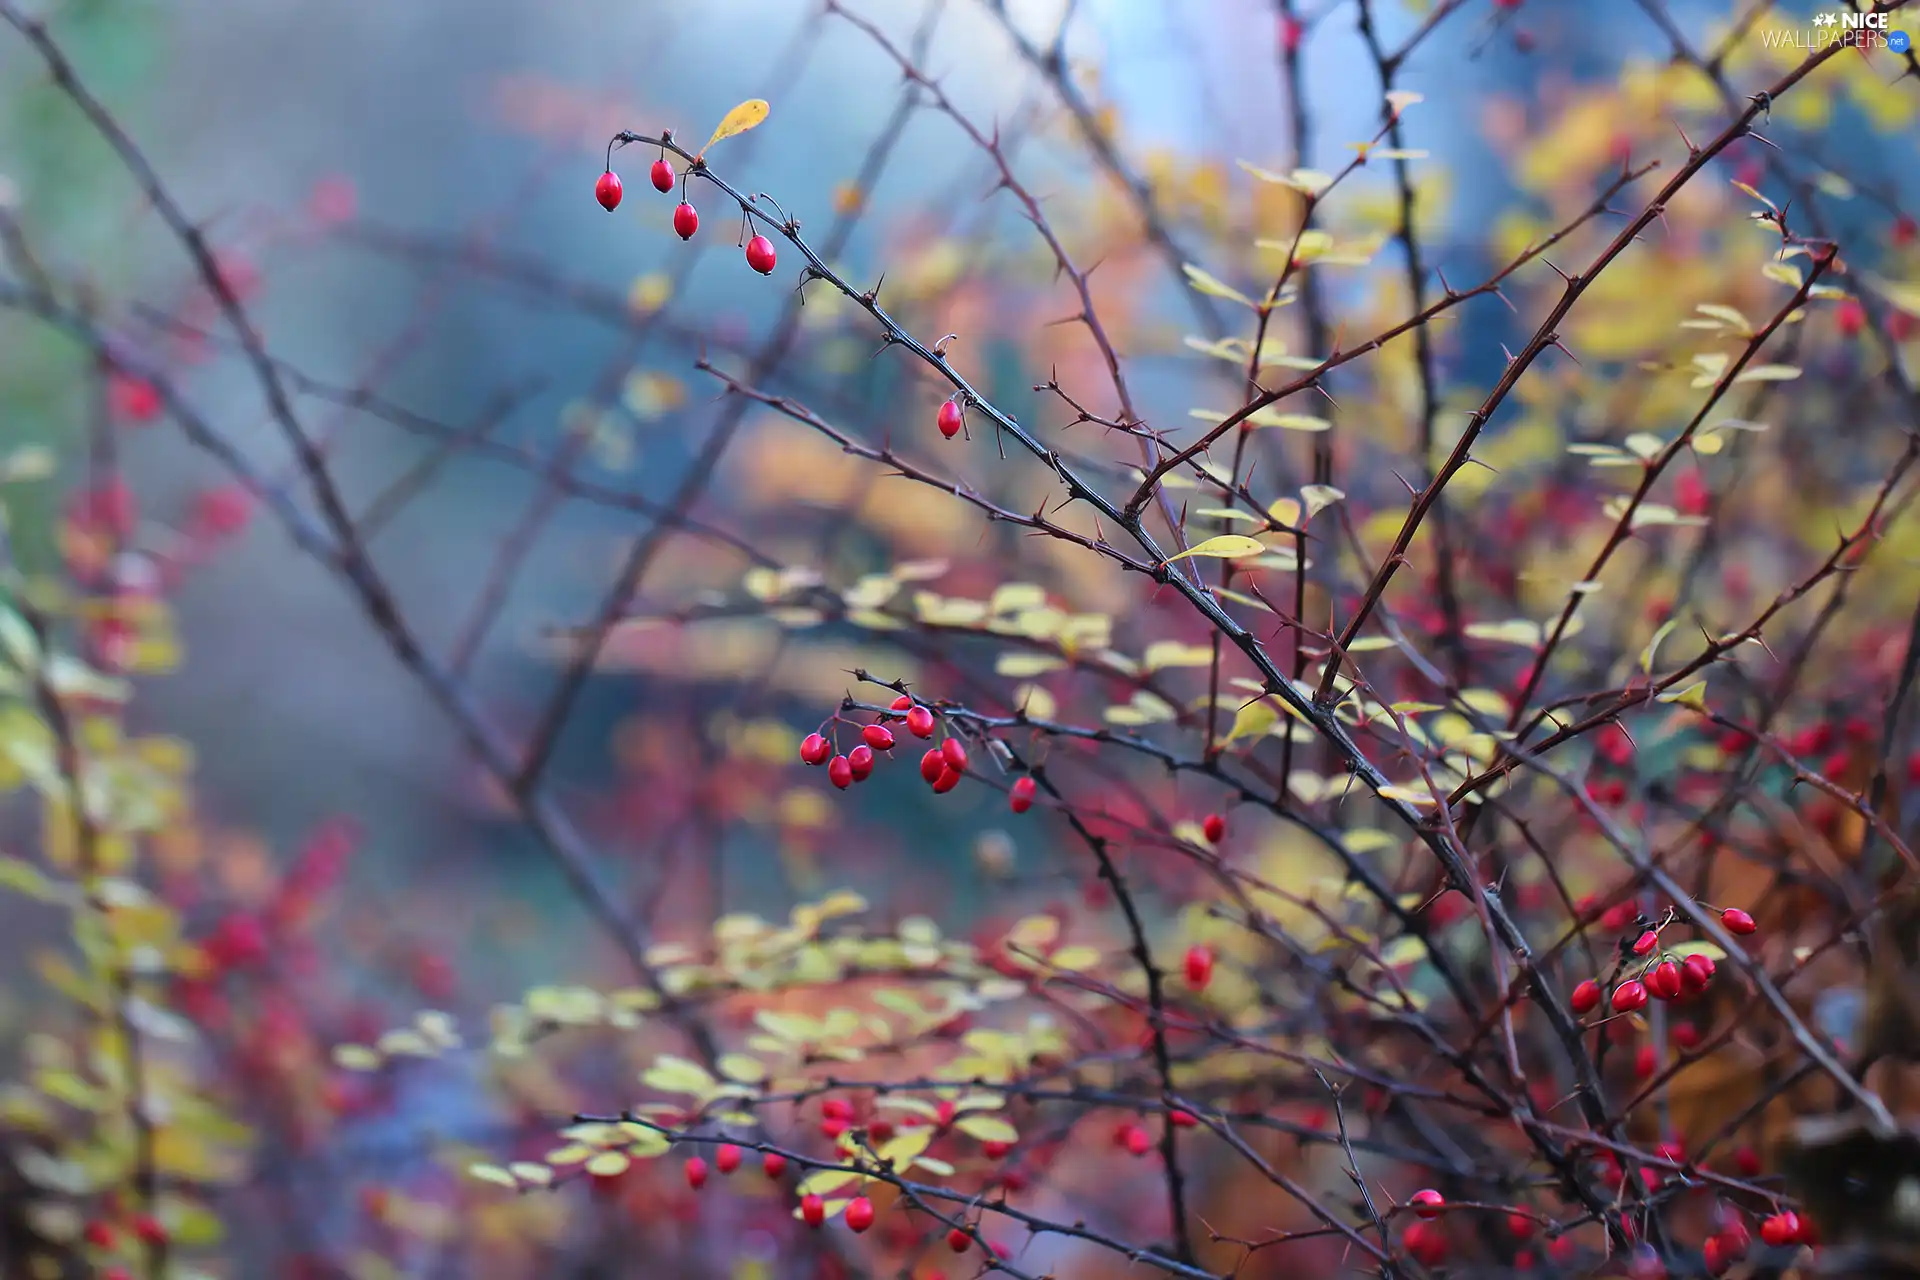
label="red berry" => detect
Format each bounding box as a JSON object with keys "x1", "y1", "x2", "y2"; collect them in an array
[
  {"x1": 822, "y1": 1098, "x2": 854, "y2": 1120},
  {"x1": 745, "y1": 234, "x2": 777, "y2": 275},
  {"x1": 1201, "y1": 813, "x2": 1226, "y2": 843},
  {"x1": 673, "y1": 202, "x2": 699, "y2": 239},
  {"x1": 1632, "y1": 929, "x2": 1659, "y2": 956},
  {"x1": 1673, "y1": 1022, "x2": 1702, "y2": 1050},
  {"x1": 906, "y1": 705, "x2": 935, "y2": 738},
  {"x1": 1404, "y1": 1220, "x2": 1448, "y2": 1266},
  {"x1": 1647, "y1": 961, "x2": 1683, "y2": 1002},
  {"x1": 800, "y1": 733, "x2": 831, "y2": 766},
  {"x1": 1570, "y1": 979, "x2": 1602, "y2": 1015},
  {"x1": 1704, "y1": 1231, "x2": 1740, "y2": 1274},
  {"x1": 132, "y1": 1214, "x2": 166, "y2": 1246},
  {"x1": 1895, "y1": 214, "x2": 1918, "y2": 246},
  {"x1": 932, "y1": 767, "x2": 961, "y2": 794},
  {"x1": 862, "y1": 724, "x2": 895, "y2": 752},
  {"x1": 650, "y1": 158, "x2": 674, "y2": 192},
  {"x1": 801, "y1": 1194, "x2": 826, "y2": 1226},
  {"x1": 1184, "y1": 945, "x2": 1214, "y2": 990},
  {"x1": 920, "y1": 748, "x2": 945, "y2": 784},
  {"x1": 844, "y1": 1196, "x2": 875, "y2": 1232},
  {"x1": 1602, "y1": 901, "x2": 1637, "y2": 931},
  {"x1": 1410, "y1": 1188, "x2": 1445, "y2": 1219},
  {"x1": 715, "y1": 1143, "x2": 742, "y2": 1175},
  {"x1": 1721, "y1": 907, "x2": 1756, "y2": 935},
  {"x1": 191, "y1": 484, "x2": 253, "y2": 538},
  {"x1": 941, "y1": 738, "x2": 968, "y2": 772},
  {"x1": 1169, "y1": 1109, "x2": 1197, "y2": 1128},
  {"x1": 981, "y1": 1140, "x2": 1012, "y2": 1159},
  {"x1": 1635, "y1": 1045, "x2": 1657, "y2": 1077},
  {"x1": 947, "y1": 1226, "x2": 971, "y2": 1252},
  {"x1": 828, "y1": 755, "x2": 853, "y2": 789},
  {"x1": 1760, "y1": 1211, "x2": 1801, "y2": 1247},
  {"x1": 1279, "y1": 14, "x2": 1303, "y2": 53},
  {"x1": 595, "y1": 170, "x2": 623, "y2": 211},
  {"x1": 1612, "y1": 979, "x2": 1649, "y2": 1012},
  {"x1": 1123, "y1": 1124, "x2": 1152, "y2": 1156},
  {"x1": 84, "y1": 1220, "x2": 116, "y2": 1249},
  {"x1": 1508, "y1": 1212, "x2": 1534, "y2": 1239},
  {"x1": 1009, "y1": 776, "x2": 1037, "y2": 814},
  {"x1": 1734, "y1": 1146, "x2": 1762, "y2": 1176},
  {"x1": 685, "y1": 1156, "x2": 709, "y2": 1189},
  {"x1": 762, "y1": 1151, "x2": 787, "y2": 1179},
  {"x1": 1675, "y1": 469, "x2": 1710, "y2": 517},
  {"x1": 1548, "y1": 1235, "x2": 1576, "y2": 1263},
  {"x1": 820, "y1": 1117, "x2": 849, "y2": 1139},
  {"x1": 847, "y1": 744, "x2": 875, "y2": 781},
  {"x1": 1681, "y1": 953, "x2": 1716, "y2": 994},
  {"x1": 890, "y1": 694, "x2": 913, "y2": 710},
  {"x1": 108, "y1": 371, "x2": 163, "y2": 423},
  {"x1": 937, "y1": 400, "x2": 964, "y2": 439}
]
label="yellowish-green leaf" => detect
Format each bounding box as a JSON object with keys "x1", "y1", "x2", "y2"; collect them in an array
[
  {"x1": 1181, "y1": 263, "x2": 1255, "y2": 307},
  {"x1": 956, "y1": 1114, "x2": 1019, "y2": 1144},
  {"x1": 642, "y1": 1054, "x2": 717, "y2": 1097},
  {"x1": 1162, "y1": 535, "x2": 1266, "y2": 565},
  {"x1": 700, "y1": 99, "x2": 770, "y2": 155},
  {"x1": 584, "y1": 1151, "x2": 631, "y2": 1178},
  {"x1": 798, "y1": 1168, "x2": 860, "y2": 1197},
  {"x1": 468, "y1": 1163, "x2": 518, "y2": 1188}
]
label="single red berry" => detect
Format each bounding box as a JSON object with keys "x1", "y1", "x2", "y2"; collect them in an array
[
  {"x1": 847, "y1": 744, "x2": 875, "y2": 780},
  {"x1": 673, "y1": 201, "x2": 699, "y2": 239},
  {"x1": 595, "y1": 170, "x2": 623, "y2": 211},
  {"x1": 650, "y1": 158, "x2": 674, "y2": 192},
  {"x1": 1734, "y1": 1146, "x2": 1762, "y2": 1176},
  {"x1": 1169, "y1": 1108, "x2": 1197, "y2": 1128},
  {"x1": 800, "y1": 733, "x2": 831, "y2": 766},
  {"x1": 1410, "y1": 1189, "x2": 1445, "y2": 1219},
  {"x1": 889, "y1": 693, "x2": 912, "y2": 711},
  {"x1": 1548, "y1": 1235, "x2": 1576, "y2": 1264},
  {"x1": 822, "y1": 1098, "x2": 854, "y2": 1120},
  {"x1": 867, "y1": 1119, "x2": 894, "y2": 1143},
  {"x1": 745, "y1": 234, "x2": 777, "y2": 275},
  {"x1": 1201, "y1": 813, "x2": 1227, "y2": 843},
  {"x1": 132, "y1": 1214, "x2": 167, "y2": 1246},
  {"x1": 1570, "y1": 979, "x2": 1602, "y2": 1015},
  {"x1": 944, "y1": 1226, "x2": 971, "y2": 1252},
  {"x1": 1184, "y1": 945, "x2": 1214, "y2": 990},
  {"x1": 920, "y1": 748, "x2": 945, "y2": 784},
  {"x1": 937, "y1": 399, "x2": 964, "y2": 439},
  {"x1": 845, "y1": 1196, "x2": 875, "y2": 1232},
  {"x1": 801, "y1": 1194, "x2": 826, "y2": 1226},
  {"x1": 1647, "y1": 961, "x2": 1683, "y2": 1002},
  {"x1": 906, "y1": 705, "x2": 935, "y2": 738},
  {"x1": 1123, "y1": 1124, "x2": 1153, "y2": 1156},
  {"x1": 820, "y1": 1117, "x2": 849, "y2": 1140},
  {"x1": 1836, "y1": 298, "x2": 1866, "y2": 335},
  {"x1": 1404, "y1": 1220, "x2": 1448, "y2": 1266},
  {"x1": 828, "y1": 755, "x2": 853, "y2": 789},
  {"x1": 84, "y1": 1220, "x2": 116, "y2": 1249},
  {"x1": 1704, "y1": 1232, "x2": 1735, "y2": 1274},
  {"x1": 191, "y1": 484, "x2": 253, "y2": 538},
  {"x1": 1635, "y1": 1045, "x2": 1657, "y2": 1077},
  {"x1": 1673, "y1": 1022, "x2": 1702, "y2": 1050},
  {"x1": 685, "y1": 1156, "x2": 709, "y2": 1189},
  {"x1": 1009, "y1": 776, "x2": 1037, "y2": 814},
  {"x1": 1632, "y1": 929, "x2": 1660, "y2": 956},
  {"x1": 932, "y1": 767, "x2": 961, "y2": 794},
  {"x1": 108, "y1": 371, "x2": 163, "y2": 423},
  {"x1": 1895, "y1": 214, "x2": 1918, "y2": 246},
  {"x1": 862, "y1": 724, "x2": 895, "y2": 752},
  {"x1": 715, "y1": 1143, "x2": 742, "y2": 1175},
  {"x1": 1760, "y1": 1211, "x2": 1801, "y2": 1247},
  {"x1": 1508, "y1": 1211, "x2": 1534, "y2": 1239},
  {"x1": 1602, "y1": 901, "x2": 1637, "y2": 931},
  {"x1": 981, "y1": 1140, "x2": 1012, "y2": 1159},
  {"x1": 941, "y1": 738, "x2": 968, "y2": 772},
  {"x1": 1681, "y1": 953, "x2": 1716, "y2": 994},
  {"x1": 1721, "y1": 907, "x2": 1756, "y2": 935},
  {"x1": 1278, "y1": 14, "x2": 1303, "y2": 53},
  {"x1": 763, "y1": 1151, "x2": 787, "y2": 1179},
  {"x1": 1612, "y1": 979, "x2": 1649, "y2": 1012}
]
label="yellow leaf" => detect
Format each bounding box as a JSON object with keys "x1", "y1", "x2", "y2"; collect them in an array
[
  {"x1": 1657, "y1": 679, "x2": 1709, "y2": 712},
  {"x1": 584, "y1": 1151, "x2": 631, "y2": 1178},
  {"x1": 700, "y1": 99, "x2": 770, "y2": 156},
  {"x1": 717, "y1": 1053, "x2": 766, "y2": 1084},
  {"x1": 956, "y1": 1114, "x2": 1019, "y2": 1144},
  {"x1": 1181, "y1": 263, "x2": 1255, "y2": 306},
  {"x1": 469, "y1": 1163, "x2": 518, "y2": 1188},
  {"x1": 1162, "y1": 535, "x2": 1267, "y2": 565},
  {"x1": 798, "y1": 1168, "x2": 861, "y2": 1197},
  {"x1": 641, "y1": 1054, "x2": 717, "y2": 1097},
  {"x1": 994, "y1": 652, "x2": 1066, "y2": 678},
  {"x1": 1142, "y1": 641, "x2": 1214, "y2": 671},
  {"x1": 1048, "y1": 944, "x2": 1101, "y2": 971},
  {"x1": 876, "y1": 1131, "x2": 933, "y2": 1167},
  {"x1": 1225, "y1": 699, "x2": 1280, "y2": 743}
]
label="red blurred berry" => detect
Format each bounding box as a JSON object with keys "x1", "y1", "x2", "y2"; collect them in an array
[
  {"x1": 827, "y1": 755, "x2": 853, "y2": 789},
  {"x1": 595, "y1": 171, "x2": 623, "y2": 211},
  {"x1": 673, "y1": 202, "x2": 699, "y2": 239},
  {"x1": 1602, "y1": 901, "x2": 1637, "y2": 931},
  {"x1": 1612, "y1": 979, "x2": 1649, "y2": 1012},
  {"x1": 685, "y1": 1156, "x2": 709, "y2": 1189},
  {"x1": 1184, "y1": 945, "x2": 1214, "y2": 990},
  {"x1": 1635, "y1": 1045, "x2": 1657, "y2": 1077},
  {"x1": 109, "y1": 370, "x2": 163, "y2": 423},
  {"x1": 1837, "y1": 297, "x2": 1866, "y2": 336},
  {"x1": 1571, "y1": 979, "x2": 1602, "y2": 1015},
  {"x1": 862, "y1": 724, "x2": 895, "y2": 752},
  {"x1": 650, "y1": 158, "x2": 674, "y2": 192},
  {"x1": 1123, "y1": 1124, "x2": 1153, "y2": 1156},
  {"x1": 763, "y1": 1151, "x2": 787, "y2": 1179},
  {"x1": 1508, "y1": 1212, "x2": 1535, "y2": 1239},
  {"x1": 1009, "y1": 776, "x2": 1037, "y2": 814},
  {"x1": 191, "y1": 485, "x2": 253, "y2": 539},
  {"x1": 801, "y1": 1194, "x2": 825, "y2": 1226},
  {"x1": 1721, "y1": 907, "x2": 1756, "y2": 935},
  {"x1": 1410, "y1": 1188, "x2": 1445, "y2": 1219},
  {"x1": 906, "y1": 705, "x2": 935, "y2": 738},
  {"x1": 1675, "y1": 468, "x2": 1710, "y2": 517},
  {"x1": 84, "y1": 1220, "x2": 116, "y2": 1249},
  {"x1": 715, "y1": 1144, "x2": 742, "y2": 1175},
  {"x1": 1760, "y1": 1211, "x2": 1802, "y2": 1247},
  {"x1": 800, "y1": 733, "x2": 831, "y2": 766},
  {"x1": 1673, "y1": 1022, "x2": 1702, "y2": 1050},
  {"x1": 1201, "y1": 813, "x2": 1226, "y2": 843},
  {"x1": 845, "y1": 1196, "x2": 875, "y2": 1232},
  {"x1": 981, "y1": 1140, "x2": 1012, "y2": 1159},
  {"x1": 1404, "y1": 1220, "x2": 1448, "y2": 1266},
  {"x1": 937, "y1": 399, "x2": 964, "y2": 439},
  {"x1": 132, "y1": 1214, "x2": 166, "y2": 1246},
  {"x1": 1734, "y1": 1146, "x2": 1762, "y2": 1176}
]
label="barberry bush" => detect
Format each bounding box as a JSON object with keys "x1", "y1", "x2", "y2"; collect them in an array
[{"x1": 2, "y1": 0, "x2": 1919, "y2": 1277}]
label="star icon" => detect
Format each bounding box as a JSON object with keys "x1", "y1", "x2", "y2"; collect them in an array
[{"x1": 1813, "y1": 11, "x2": 1836, "y2": 25}]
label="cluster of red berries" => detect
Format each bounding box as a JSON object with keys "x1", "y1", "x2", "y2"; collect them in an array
[
  {"x1": 595, "y1": 154, "x2": 777, "y2": 274},
  {"x1": 1568, "y1": 906, "x2": 1754, "y2": 1018},
  {"x1": 800, "y1": 695, "x2": 1049, "y2": 813}
]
